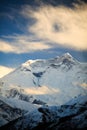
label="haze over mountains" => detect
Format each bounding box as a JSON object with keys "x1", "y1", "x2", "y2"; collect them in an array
[{"x1": 0, "y1": 53, "x2": 87, "y2": 129}]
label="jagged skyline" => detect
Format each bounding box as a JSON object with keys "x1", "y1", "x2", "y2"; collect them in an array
[{"x1": 0, "y1": 0, "x2": 87, "y2": 77}]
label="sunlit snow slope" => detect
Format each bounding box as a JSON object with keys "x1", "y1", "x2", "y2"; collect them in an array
[{"x1": 0, "y1": 53, "x2": 87, "y2": 105}]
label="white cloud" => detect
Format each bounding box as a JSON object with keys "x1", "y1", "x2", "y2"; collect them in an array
[
  {"x1": 24, "y1": 3, "x2": 87, "y2": 50},
  {"x1": 0, "y1": 66, "x2": 14, "y2": 78},
  {"x1": 0, "y1": 38, "x2": 51, "y2": 54}
]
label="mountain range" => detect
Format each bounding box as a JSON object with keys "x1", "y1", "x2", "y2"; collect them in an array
[{"x1": 0, "y1": 53, "x2": 87, "y2": 129}]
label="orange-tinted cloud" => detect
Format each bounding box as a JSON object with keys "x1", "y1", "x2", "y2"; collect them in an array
[
  {"x1": 24, "y1": 2, "x2": 87, "y2": 50},
  {"x1": 0, "y1": 66, "x2": 14, "y2": 78}
]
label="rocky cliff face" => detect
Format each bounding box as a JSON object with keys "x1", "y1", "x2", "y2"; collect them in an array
[{"x1": 0, "y1": 95, "x2": 87, "y2": 130}]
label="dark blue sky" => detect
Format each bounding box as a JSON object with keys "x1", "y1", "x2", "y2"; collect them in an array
[{"x1": 0, "y1": 0, "x2": 87, "y2": 71}]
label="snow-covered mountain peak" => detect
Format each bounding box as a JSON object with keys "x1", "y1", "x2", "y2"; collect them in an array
[
  {"x1": 57, "y1": 52, "x2": 78, "y2": 65},
  {"x1": 0, "y1": 53, "x2": 87, "y2": 129},
  {"x1": 21, "y1": 53, "x2": 76, "y2": 70},
  {"x1": 0, "y1": 53, "x2": 87, "y2": 106},
  {"x1": 60, "y1": 53, "x2": 75, "y2": 61},
  {"x1": 62, "y1": 52, "x2": 72, "y2": 57},
  {"x1": 22, "y1": 59, "x2": 38, "y2": 67}
]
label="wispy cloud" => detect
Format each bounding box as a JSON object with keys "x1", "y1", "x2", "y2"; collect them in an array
[
  {"x1": 0, "y1": 37, "x2": 51, "y2": 54},
  {"x1": 24, "y1": 2, "x2": 87, "y2": 50},
  {"x1": 73, "y1": 82, "x2": 87, "y2": 89},
  {"x1": 0, "y1": 66, "x2": 14, "y2": 78},
  {"x1": 24, "y1": 86, "x2": 60, "y2": 95},
  {"x1": 0, "y1": 40, "x2": 15, "y2": 53}
]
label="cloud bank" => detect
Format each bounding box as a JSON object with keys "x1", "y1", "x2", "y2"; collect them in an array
[
  {"x1": 0, "y1": 2, "x2": 87, "y2": 54},
  {"x1": 27, "y1": 3, "x2": 87, "y2": 50}
]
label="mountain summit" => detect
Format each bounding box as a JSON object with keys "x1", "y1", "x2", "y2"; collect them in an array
[{"x1": 21, "y1": 52, "x2": 77, "y2": 73}]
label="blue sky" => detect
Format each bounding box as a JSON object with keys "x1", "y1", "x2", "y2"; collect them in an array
[{"x1": 0, "y1": 0, "x2": 87, "y2": 77}]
